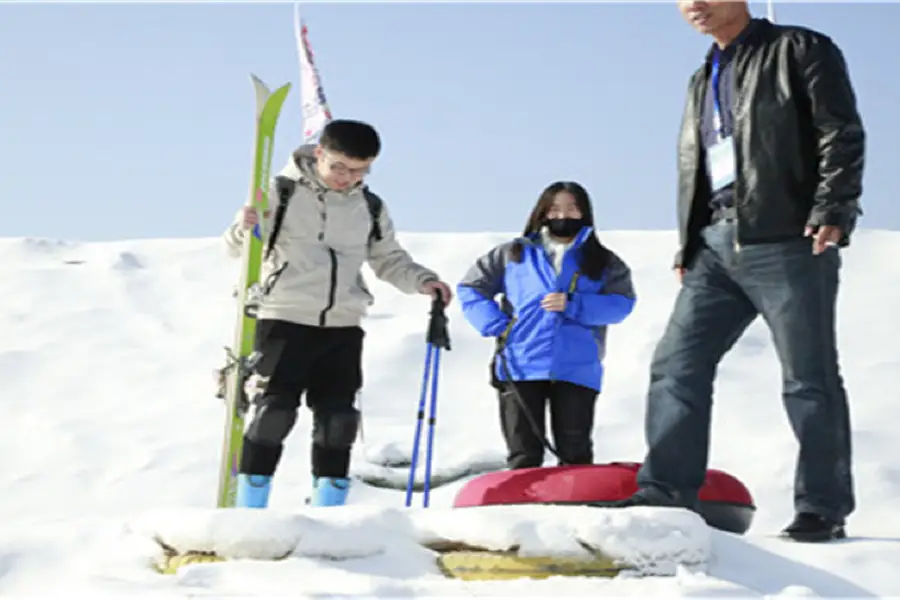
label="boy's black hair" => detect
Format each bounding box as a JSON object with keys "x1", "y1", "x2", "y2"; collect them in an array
[{"x1": 318, "y1": 119, "x2": 381, "y2": 160}]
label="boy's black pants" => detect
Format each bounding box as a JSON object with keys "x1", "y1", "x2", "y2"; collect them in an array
[
  {"x1": 498, "y1": 380, "x2": 598, "y2": 469},
  {"x1": 238, "y1": 319, "x2": 364, "y2": 479}
]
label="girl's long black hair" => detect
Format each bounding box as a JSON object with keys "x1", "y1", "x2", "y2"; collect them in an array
[{"x1": 508, "y1": 181, "x2": 612, "y2": 281}]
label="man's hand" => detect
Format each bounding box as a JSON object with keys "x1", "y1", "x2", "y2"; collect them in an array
[
  {"x1": 675, "y1": 267, "x2": 685, "y2": 283},
  {"x1": 541, "y1": 292, "x2": 567, "y2": 312},
  {"x1": 421, "y1": 280, "x2": 453, "y2": 305},
  {"x1": 804, "y1": 225, "x2": 842, "y2": 255}
]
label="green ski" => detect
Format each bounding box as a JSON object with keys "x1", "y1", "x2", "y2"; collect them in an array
[{"x1": 216, "y1": 74, "x2": 291, "y2": 508}]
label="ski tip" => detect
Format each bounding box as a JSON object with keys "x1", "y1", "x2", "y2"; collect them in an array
[
  {"x1": 260, "y1": 82, "x2": 292, "y2": 118},
  {"x1": 249, "y1": 73, "x2": 268, "y2": 89},
  {"x1": 250, "y1": 74, "x2": 274, "y2": 115},
  {"x1": 272, "y1": 82, "x2": 292, "y2": 102},
  {"x1": 250, "y1": 74, "x2": 273, "y2": 96}
]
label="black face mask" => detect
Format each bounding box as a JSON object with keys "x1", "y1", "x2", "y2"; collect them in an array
[{"x1": 545, "y1": 218, "x2": 584, "y2": 238}]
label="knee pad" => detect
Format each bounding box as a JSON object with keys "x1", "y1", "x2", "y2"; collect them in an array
[
  {"x1": 312, "y1": 409, "x2": 360, "y2": 449},
  {"x1": 245, "y1": 404, "x2": 298, "y2": 446}
]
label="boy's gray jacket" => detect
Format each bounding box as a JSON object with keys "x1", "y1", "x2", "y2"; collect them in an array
[{"x1": 223, "y1": 145, "x2": 438, "y2": 328}]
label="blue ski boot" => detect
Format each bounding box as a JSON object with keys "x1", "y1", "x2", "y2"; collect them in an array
[
  {"x1": 309, "y1": 477, "x2": 350, "y2": 507},
  {"x1": 235, "y1": 473, "x2": 272, "y2": 508}
]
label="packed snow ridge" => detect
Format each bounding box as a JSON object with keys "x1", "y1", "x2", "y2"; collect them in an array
[{"x1": 131, "y1": 504, "x2": 710, "y2": 574}]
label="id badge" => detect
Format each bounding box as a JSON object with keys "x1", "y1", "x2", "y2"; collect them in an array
[{"x1": 707, "y1": 136, "x2": 736, "y2": 191}]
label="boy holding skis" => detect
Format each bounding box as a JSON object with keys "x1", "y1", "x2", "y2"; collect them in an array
[{"x1": 222, "y1": 119, "x2": 452, "y2": 508}]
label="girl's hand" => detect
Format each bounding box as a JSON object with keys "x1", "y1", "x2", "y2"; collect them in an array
[{"x1": 541, "y1": 292, "x2": 567, "y2": 312}]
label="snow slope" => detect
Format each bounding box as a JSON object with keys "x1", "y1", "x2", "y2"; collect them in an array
[{"x1": 1, "y1": 229, "x2": 899, "y2": 597}]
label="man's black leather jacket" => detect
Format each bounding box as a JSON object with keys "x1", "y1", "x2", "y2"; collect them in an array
[{"x1": 675, "y1": 19, "x2": 865, "y2": 269}]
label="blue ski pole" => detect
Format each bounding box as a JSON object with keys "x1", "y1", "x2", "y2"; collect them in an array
[
  {"x1": 405, "y1": 343, "x2": 433, "y2": 507},
  {"x1": 405, "y1": 295, "x2": 451, "y2": 507},
  {"x1": 422, "y1": 343, "x2": 442, "y2": 507}
]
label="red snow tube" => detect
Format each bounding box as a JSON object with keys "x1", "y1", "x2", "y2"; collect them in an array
[{"x1": 452, "y1": 462, "x2": 755, "y2": 535}]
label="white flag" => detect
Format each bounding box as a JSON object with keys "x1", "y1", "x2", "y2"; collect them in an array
[{"x1": 294, "y1": 4, "x2": 332, "y2": 144}]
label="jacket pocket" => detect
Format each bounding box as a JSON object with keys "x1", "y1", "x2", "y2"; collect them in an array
[{"x1": 349, "y1": 272, "x2": 375, "y2": 307}]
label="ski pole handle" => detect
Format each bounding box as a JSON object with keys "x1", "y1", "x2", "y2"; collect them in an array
[{"x1": 426, "y1": 296, "x2": 451, "y2": 350}]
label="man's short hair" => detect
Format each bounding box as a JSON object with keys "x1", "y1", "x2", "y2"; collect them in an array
[{"x1": 319, "y1": 119, "x2": 381, "y2": 160}]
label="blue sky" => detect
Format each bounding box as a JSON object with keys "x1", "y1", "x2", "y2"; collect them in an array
[{"x1": 2, "y1": 1, "x2": 897, "y2": 241}]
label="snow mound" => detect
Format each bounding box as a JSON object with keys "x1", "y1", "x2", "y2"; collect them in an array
[
  {"x1": 109, "y1": 251, "x2": 144, "y2": 270},
  {"x1": 363, "y1": 440, "x2": 413, "y2": 467},
  {"x1": 417, "y1": 505, "x2": 711, "y2": 575},
  {"x1": 19, "y1": 237, "x2": 79, "y2": 255},
  {"x1": 131, "y1": 505, "x2": 411, "y2": 562},
  {"x1": 128, "y1": 504, "x2": 710, "y2": 577},
  {"x1": 362, "y1": 440, "x2": 504, "y2": 469},
  {"x1": 0, "y1": 237, "x2": 83, "y2": 267},
  {"x1": 353, "y1": 449, "x2": 506, "y2": 490}
]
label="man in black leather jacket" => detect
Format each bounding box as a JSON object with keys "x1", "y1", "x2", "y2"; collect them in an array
[{"x1": 616, "y1": 1, "x2": 864, "y2": 543}]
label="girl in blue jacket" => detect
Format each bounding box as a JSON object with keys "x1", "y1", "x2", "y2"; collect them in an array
[{"x1": 457, "y1": 181, "x2": 637, "y2": 469}]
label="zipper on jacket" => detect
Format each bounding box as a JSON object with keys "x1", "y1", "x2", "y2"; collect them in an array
[
  {"x1": 319, "y1": 248, "x2": 337, "y2": 326},
  {"x1": 731, "y1": 48, "x2": 746, "y2": 256},
  {"x1": 317, "y1": 191, "x2": 327, "y2": 242},
  {"x1": 538, "y1": 243, "x2": 566, "y2": 383},
  {"x1": 315, "y1": 190, "x2": 337, "y2": 326}
]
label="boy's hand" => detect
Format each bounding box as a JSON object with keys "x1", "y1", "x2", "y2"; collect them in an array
[
  {"x1": 421, "y1": 280, "x2": 453, "y2": 305},
  {"x1": 241, "y1": 206, "x2": 270, "y2": 230}
]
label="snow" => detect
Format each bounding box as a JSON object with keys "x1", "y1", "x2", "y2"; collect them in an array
[{"x1": 1, "y1": 229, "x2": 899, "y2": 597}]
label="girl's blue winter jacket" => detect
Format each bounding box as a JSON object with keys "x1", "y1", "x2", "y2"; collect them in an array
[{"x1": 457, "y1": 226, "x2": 636, "y2": 393}]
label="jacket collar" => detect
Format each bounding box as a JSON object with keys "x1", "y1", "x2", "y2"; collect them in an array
[{"x1": 703, "y1": 17, "x2": 770, "y2": 64}]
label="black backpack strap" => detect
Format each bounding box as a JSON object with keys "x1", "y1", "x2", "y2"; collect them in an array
[
  {"x1": 266, "y1": 179, "x2": 383, "y2": 260},
  {"x1": 362, "y1": 186, "x2": 383, "y2": 245},
  {"x1": 264, "y1": 175, "x2": 297, "y2": 260}
]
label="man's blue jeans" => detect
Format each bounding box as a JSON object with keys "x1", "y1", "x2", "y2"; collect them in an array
[{"x1": 636, "y1": 219, "x2": 854, "y2": 523}]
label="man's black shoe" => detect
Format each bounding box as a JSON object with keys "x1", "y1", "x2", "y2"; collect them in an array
[
  {"x1": 780, "y1": 512, "x2": 846, "y2": 542},
  {"x1": 609, "y1": 493, "x2": 657, "y2": 508},
  {"x1": 608, "y1": 490, "x2": 681, "y2": 509}
]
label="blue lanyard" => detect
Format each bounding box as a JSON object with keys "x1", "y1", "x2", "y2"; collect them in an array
[{"x1": 710, "y1": 50, "x2": 726, "y2": 141}]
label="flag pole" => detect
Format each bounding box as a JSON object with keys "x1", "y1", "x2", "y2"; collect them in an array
[{"x1": 767, "y1": 0, "x2": 777, "y2": 23}]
